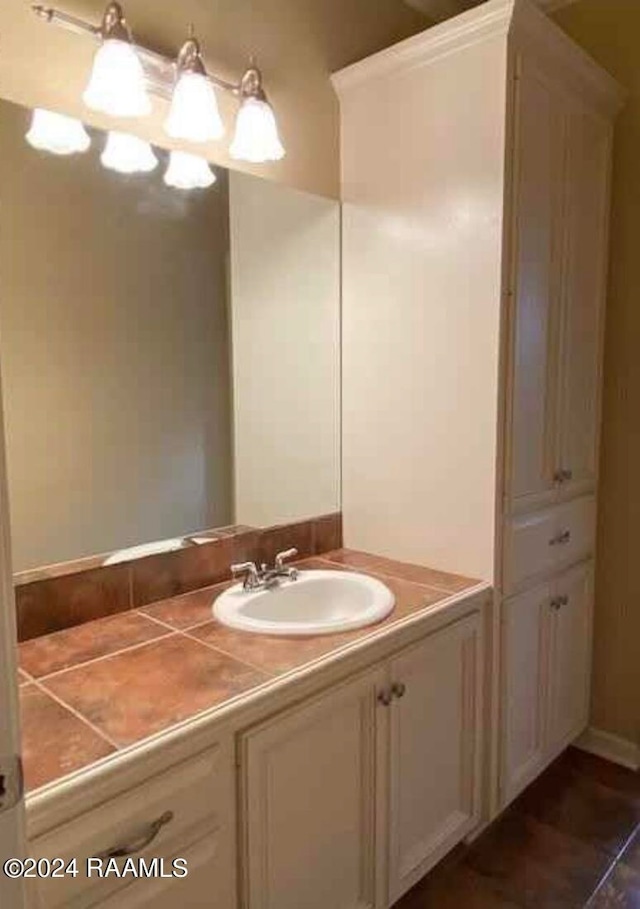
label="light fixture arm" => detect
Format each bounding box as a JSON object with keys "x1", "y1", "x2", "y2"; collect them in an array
[{"x1": 31, "y1": 4, "x2": 252, "y2": 99}]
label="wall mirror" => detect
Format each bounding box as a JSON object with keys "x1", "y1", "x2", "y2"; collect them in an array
[{"x1": 0, "y1": 96, "x2": 341, "y2": 578}]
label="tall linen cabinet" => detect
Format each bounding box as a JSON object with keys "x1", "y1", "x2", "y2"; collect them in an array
[{"x1": 333, "y1": 0, "x2": 623, "y2": 814}]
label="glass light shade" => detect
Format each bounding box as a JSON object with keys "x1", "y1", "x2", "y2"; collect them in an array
[
  {"x1": 229, "y1": 96, "x2": 285, "y2": 163},
  {"x1": 164, "y1": 72, "x2": 225, "y2": 143},
  {"x1": 83, "y1": 39, "x2": 151, "y2": 118},
  {"x1": 101, "y1": 131, "x2": 158, "y2": 174},
  {"x1": 26, "y1": 109, "x2": 91, "y2": 155},
  {"x1": 163, "y1": 151, "x2": 216, "y2": 190}
]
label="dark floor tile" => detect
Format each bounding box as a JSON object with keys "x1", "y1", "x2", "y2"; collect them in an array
[
  {"x1": 466, "y1": 809, "x2": 613, "y2": 909},
  {"x1": 516, "y1": 755, "x2": 640, "y2": 856},
  {"x1": 19, "y1": 611, "x2": 169, "y2": 678},
  {"x1": 395, "y1": 862, "x2": 522, "y2": 908},
  {"x1": 16, "y1": 564, "x2": 131, "y2": 641},
  {"x1": 566, "y1": 748, "x2": 640, "y2": 800},
  {"x1": 620, "y1": 828, "x2": 640, "y2": 873},
  {"x1": 42, "y1": 634, "x2": 270, "y2": 747},
  {"x1": 139, "y1": 583, "x2": 230, "y2": 630},
  {"x1": 20, "y1": 686, "x2": 115, "y2": 791},
  {"x1": 589, "y1": 862, "x2": 640, "y2": 908}
]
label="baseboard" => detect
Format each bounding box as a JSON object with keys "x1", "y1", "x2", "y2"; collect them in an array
[{"x1": 575, "y1": 727, "x2": 640, "y2": 772}]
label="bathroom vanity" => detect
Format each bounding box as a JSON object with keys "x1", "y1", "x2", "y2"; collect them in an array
[{"x1": 20, "y1": 551, "x2": 489, "y2": 909}]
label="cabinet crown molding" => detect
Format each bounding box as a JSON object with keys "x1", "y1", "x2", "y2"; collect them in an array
[{"x1": 332, "y1": 0, "x2": 624, "y2": 114}]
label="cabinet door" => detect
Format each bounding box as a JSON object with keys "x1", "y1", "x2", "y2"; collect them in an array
[
  {"x1": 548, "y1": 562, "x2": 594, "y2": 750},
  {"x1": 240, "y1": 668, "x2": 384, "y2": 909},
  {"x1": 386, "y1": 614, "x2": 483, "y2": 904},
  {"x1": 506, "y1": 58, "x2": 565, "y2": 508},
  {"x1": 557, "y1": 103, "x2": 612, "y2": 495},
  {"x1": 501, "y1": 583, "x2": 552, "y2": 806}
]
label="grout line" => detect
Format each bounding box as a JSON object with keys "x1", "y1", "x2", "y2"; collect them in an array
[
  {"x1": 313, "y1": 554, "x2": 473, "y2": 595},
  {"x1": 180, "y1": 629, "x2": 275, "y2": 678},
  {"x1": 134, "y1": 611, "x2": 181, "y2": 632},
  {"x1": 32, "y1": 630, "x2": 177, "y2": 683},
  {"x1": 30, "y1": 677, "x2": 121, "y2": 751},
  {"x1": 135, "y1": 609, "x2": 219, "y2": 635}
]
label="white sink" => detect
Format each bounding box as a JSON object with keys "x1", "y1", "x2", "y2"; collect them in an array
[{"x1": 213, "y1": 570, "x2": 395, "y2": 637}]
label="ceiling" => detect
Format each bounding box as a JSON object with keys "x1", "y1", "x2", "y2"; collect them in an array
[{"x1": 403, "y1": 0, "x2": 579, "y2": 22}]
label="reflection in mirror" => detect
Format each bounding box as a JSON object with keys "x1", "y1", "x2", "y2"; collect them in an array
[{"x1": 0, "y1": 97, "x2": 340, "y2": 579}]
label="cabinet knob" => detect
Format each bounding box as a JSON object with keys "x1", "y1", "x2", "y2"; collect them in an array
[
  {"x1": 553, "y1": 468, "x2": 573, "y2": 484},
  {"x1": 377, "y1": 689, "x2": 393, "y2": 707},
  {"x1": 391, "y1": 682, "x2": 406, "y2": 699},
  {"x1": 550, "y1": 595, "x2": 569, "y2": 611}
]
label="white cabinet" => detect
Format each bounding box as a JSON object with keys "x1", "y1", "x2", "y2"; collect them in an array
[
  {"x1": 92, "y1": 836, "x2": 223, "y2": 909},
  {"x1": 501, "y1": 561, "x2": 593, "y2": 804},
  {"x1": 556, "y1": 99, "x2": 612, "y2": 497},
  {"x1": 240, "y1": 667, "x2": 382, "y2": 909},
  {"x1": 386, "y1": 615, "x2": 482, "y2": 904},
  {"x1": 240, "y1": 613, "x2": 483, "y2": 909},
  {"x1": 548, "y1": 562, "x2": 594, "y2": 748},
  {"x1": 28, "y1": 743, "x2": 236, "y2": 909},
  {"x1": 506, "y1": 57, "x2": 565, "y2": 508},
  {"x1": 506, "y1": 57, "x2": 612, "y2": 512},
  {"x1": 334, "y1": 0, "x2": 621, "y2": 821},
  {"x1": 501, "y1": 581, "x2": 552, "y2": 804}
]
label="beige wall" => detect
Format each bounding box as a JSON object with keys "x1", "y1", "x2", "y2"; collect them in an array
[
  {"x1": 553, "y1": 2, "x2": 640, "y2": 748},
  {"x1": 229, "y1": 172, "x2": 340, "y2": 527},
  {"x1": 0, "y1": 0, "x2": 428, "y2": 200},
  {"x1": 0, "y1": 98, "x2": 232, "y2": 571}
]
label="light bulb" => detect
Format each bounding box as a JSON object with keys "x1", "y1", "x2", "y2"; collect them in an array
[
  {"x1": 101, "y1": 131, "x2": 158, "y2": 174},
  {"x1": 165, "y1": 72, "x2": 224, "y2": 143},
  {"x1": 83, "y1": 38, "x2": 151, "y2": 118},
  {"x1": 26, "y1": 109, "x2": 91, "y2": 155},
  {"x1": 230, "y1": 96, "x2": 285, "y2": 163},
  {"x1": 163, "y1": 151, "x2": 216, "y2": 190}
]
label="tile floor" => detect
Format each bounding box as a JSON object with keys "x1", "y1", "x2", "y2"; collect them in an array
[{"x1": 394, "y1": 748, "x2": 640, "y2": 909}]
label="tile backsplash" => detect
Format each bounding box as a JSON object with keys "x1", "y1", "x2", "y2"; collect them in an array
[{"x1": 15, "y1": 513, "x2": 342, "y2": 642}]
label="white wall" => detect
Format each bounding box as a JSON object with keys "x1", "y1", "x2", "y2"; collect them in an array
[
  {"x1": 0, "y1": 99, "x2": 233, "y2": 571},
  {"x1": 229, "y1": 173, "x2": 341, "y2": 527}
]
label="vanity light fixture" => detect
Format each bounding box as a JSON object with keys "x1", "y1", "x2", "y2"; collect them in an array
[
  {"x1": 26, "y1": 108, "x2": 91, "y2": 155},
  {"x1": 101, "y1": 131, "x2": 158, "y2": 174},
  {"x1": 32, "y1": 3, "x2": 286, "y2": 165},
  {"x1": 230, "y1": 65, "x2": 285, "y2": 163},
  {"x1": 82, "y1": 2, "x2": 151, "y2": 118},
  {"x1": 164, "y1": 32, "x2": 225, "y2": 143},
  {"x1": 163, "y1": 151, "x2": 217, "y2": 190}
]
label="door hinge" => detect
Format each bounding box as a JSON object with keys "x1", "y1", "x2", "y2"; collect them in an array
[{"x1": 0, "y1": 755, "x2": 24, "y2": 814}]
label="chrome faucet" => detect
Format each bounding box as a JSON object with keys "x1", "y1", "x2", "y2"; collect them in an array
[{"x1": 231, "y1": 548, "x2": 299, "y2": 591}]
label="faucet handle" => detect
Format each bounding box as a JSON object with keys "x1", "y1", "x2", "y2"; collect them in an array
[
  {"x1": 274, "y1": 548, "x2": 298, "y2": 570},
  {"x1": 231, "y1": 561, "x2": 259, "y2": 589}
]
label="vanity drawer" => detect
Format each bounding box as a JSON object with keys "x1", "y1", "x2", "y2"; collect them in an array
[
  {"x1": 504, "y1": 496, "x2": 595, "y2": 593},
  {"x1": 28, "y1": 741, "x2": 235, "y2": 909}
]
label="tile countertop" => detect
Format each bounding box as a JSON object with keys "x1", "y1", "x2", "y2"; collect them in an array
[{"x1": 18, "y1": 549, "x2": 481, "y2": 794}]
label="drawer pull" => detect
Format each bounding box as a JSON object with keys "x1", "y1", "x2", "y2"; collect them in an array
[
  {"x1": 550, "y1": 595, "x2": 569, "y2": 611},
  {"x1": 554, "y1": 468, "x2": 574, "y2": 484},
  {"x1": 549, "y1": 530, "x2": 571, "y2": 546},
  {"x1": 391, "y1": 682, "x2": 406, "y2": 699},
  {"x1": 96, "y1": 810, "x2": 174, "y2": 860}
]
